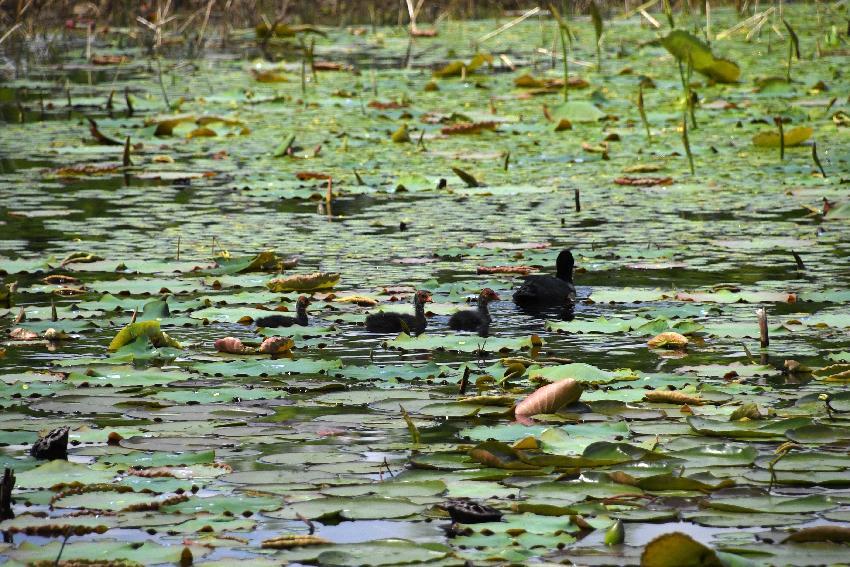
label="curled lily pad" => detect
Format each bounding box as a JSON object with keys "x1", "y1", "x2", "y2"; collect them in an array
[
  {"x1": 107, "y1": 320, "x2": 181, "y2": 351},
  {"x1": 515, "y1": 379, "x2": 582, "y2": 419},
  {"x1": 661, "y1": 30, "x2": 740, "y2": 83}
]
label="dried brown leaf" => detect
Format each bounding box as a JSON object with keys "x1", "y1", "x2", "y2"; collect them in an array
[
  {"x1": 441, "y1": 121, "x2": 499, "y2": 135},
  {"x1": 647, "y1": 332, "x2": 689, "y2": 349},
  {"x1": 614, "y1": 176, "x2": 674, "y2": 186},
  {"x1": 644, "y1": 389, "x2": 704, "y2": 406}
]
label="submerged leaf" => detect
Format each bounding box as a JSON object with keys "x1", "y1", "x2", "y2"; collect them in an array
[{"x1": 551, "y1": 101, "x2": 605, "y2": 123}]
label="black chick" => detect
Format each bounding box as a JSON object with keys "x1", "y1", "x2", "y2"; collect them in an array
[
  {"x1": 441, "y1": 499, "x2": 503, "y2": 524},
  {"x1": 448, "y1": 288, "x2": 500, "y2": 336},
  {"x1": 364, "y1": 290, "x2": 432, "y2": 335},
  {"x1": 255, "y1": 295, "x2": 311, "y2": 327},
  {"x1": 512, "y1": 249, "x2": 577, "y2": 307}
]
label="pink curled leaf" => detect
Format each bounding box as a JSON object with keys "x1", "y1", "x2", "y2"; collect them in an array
[
  {"x1": 214, "y1": 337, "x2": 250, "y2": 354},
  {"x1": 515, "y1": 379, "x2": 582, "y2": 420}
]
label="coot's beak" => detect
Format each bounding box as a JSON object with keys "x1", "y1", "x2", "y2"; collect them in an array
[{"x1": 491, "y1": 292, "x2": 501, "y2": 301}]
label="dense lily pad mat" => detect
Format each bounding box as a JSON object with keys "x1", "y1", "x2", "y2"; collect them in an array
[{"x1": 1, "y1": 3, "x2": 850, "y2": 565}]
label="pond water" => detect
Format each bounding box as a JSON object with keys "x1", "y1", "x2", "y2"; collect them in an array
[{"x1": 1, "y1": 4, "x2": 850, "y2": 566}]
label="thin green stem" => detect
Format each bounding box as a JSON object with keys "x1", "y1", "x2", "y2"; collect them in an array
[
  {"x1": 637, "y1": 85, "x2": 651, "y2": 143},
  {"x1": 682, "y1": 113, "x2": 695, "y2": 175},
  {"x1": 559, "y1": 27, "x2": 569, "y2": 102}
]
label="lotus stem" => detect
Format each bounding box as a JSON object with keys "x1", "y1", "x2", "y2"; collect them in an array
[
  {"x1": 774, "y1": 116, "x2": 784, "y2": 161},
  {"x1": 549, "y1": 4, "x2": 571, "y2": 102},
  {"x1": 757, "y1": 308, "x2": 769, "y2": 348},
  {"x1": 681, "y1": 114, "x2": 695, "y2": 175},
  {"x1": 637, "y1": 84, "x2": 651, "y2": 143},
  {"x1": 812, "y1": 141, "x2": 826, "y2": 177}
]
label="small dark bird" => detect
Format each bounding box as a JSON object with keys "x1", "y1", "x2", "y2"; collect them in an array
[
  {"x1": 30, "y1": 426, "x2": 69, "y2": 460},
  {"x1": 448, "y1": 288, "x2": 500, "y2": 335},
  {"x1": 441, "y1": 499, "x2": 503, "y2": 524},
  {"x1": 512, "y1": 249, "x2": 577, "y2": 307},
  {"x1": 365, "y1": 290, "x2": 432, "y2": 335},
  {"x1": 255, "y1": 295, "x2": 311, "y2": 327}
]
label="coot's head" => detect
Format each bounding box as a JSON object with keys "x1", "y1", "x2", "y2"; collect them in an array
[
  {"x1": 296, "y1": 295, "x2": 312, "y2": 307},
  {"x1": 479, "y1": 288, "x2": 501, "y2": 303},
  {"x1": 414, "y1": 290, "x2": 433, "y2": 304},
  {"x1": 555, "y1": 249, "x2": 575, "y2": 281}
]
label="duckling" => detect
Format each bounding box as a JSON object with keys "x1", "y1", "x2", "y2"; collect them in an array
[
  {"x1": 255, "y1": 295, "x2": 311, "y2": 327},
  {"x1": 365, "y1": 290, "x2": 432, "y2": 335},
  {"x1": 448, "y1": 288, "x2": 500, "y2": 336}
]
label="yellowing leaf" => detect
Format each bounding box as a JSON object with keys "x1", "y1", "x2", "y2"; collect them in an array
[
  {"x1": 258, "y1": 336, "x2": 294, "y2": 354},
  {"x1": 266, "y1": 272, "x2": 340, "y2": 292},
  {"x1": 466, "y1": 53, "x2": 493, "y2": 72},
  {"x1": 644, "y1": 389, "x2": 704, "y2": 406},
  {"x1": 188, "y1": 127, "x2": 217, "y2": 139},
  {"x1": 433, "y1": 61, "x2": 465, "y2": 78},
  {"x1": 153, "y1": 115, "x2": 195, "y2": 136},
  {"x1": 661, "y1": 30, "x2": 740, "y2": 83},
  {"x1": 252, "y1": 70, "x2": 288, "y2": 83},
  {"x1": 261, "y1": 534, "x2": 331, "y2": 549},
  {"x1": 433, "y1": 53, "x2": 492, "y2": 78},
  {"x1": 640, "y1": 532, "x2": 722, "y2": 567},
  {"x1": 514, "y1": 74, "x2": 545, "y2": 88},
  {"x1": 108, "y1": 321, "x2": 181, "y2": 351},
  {"x1": 647, "y1": 332, "x2": 688, "y2": 349},
  {"x1": 752, "y1": 126, "x2": 814, "y2": 147},
  {"x1": 391, "y1": 124, "x2": 411, "y2": 143},
  {"x1": 335, "y1": 295, "x2": 378, "y2": 306}
]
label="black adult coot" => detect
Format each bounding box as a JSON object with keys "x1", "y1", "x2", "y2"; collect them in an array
[
  {"x1": 365, "y1": 290, "x2": 432, "y2": 335},
  {"x1": 255, "y1": 295, "x2": 311, "y2": 327},
  {"x1": 512, "y1": 249, "x2": 577, "y2": 306},
  {"x1": 448, "y1": 288, "x2": 500, "y2": 335}
]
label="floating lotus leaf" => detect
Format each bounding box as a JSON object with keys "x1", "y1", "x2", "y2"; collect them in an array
[
  {"x1": 640, "y1": 532, "x2": 723, "y2": 567},
  {"x1": 752, "y1": 126, "x2": 814, "y2": 147}
]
